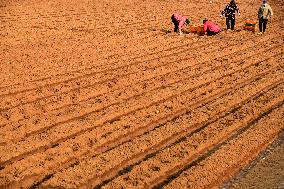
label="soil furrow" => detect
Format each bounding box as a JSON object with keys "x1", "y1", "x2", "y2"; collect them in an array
[
  {"x1": 0, "y1": 31, "x2": 184, "y2": 92},
  {"x1": 0, "y1": 13, "x2": 217, "y2": 92},
  {"x1": 0, "y1": 49, "x2": 282, "y2": 166},
  {"x1": 3, "y1": 66, "x2": 282, "y2": 188},
  {"x1": 1, "y1": 0, "x2": 283, "y2": 188},
  {"x1": 163, "y1": 105, "x2": 284, "y2": 189},
  {"x1": 149, "y1": 100, "x2": 284, "y2": 189},
  {"x1": 0, "y1": 31, "x2": 279, "y2": 111},
  {"x1": 0, "y1": 38, "x2": 280, "y2": 143},
  {"x1": 42, "y1": 77, "x2": 284, "y2": 188},
  {"x1": 92, "y1": 83, "x2": 284, "y2": 189},
  {"x1": 0, "y1": 36, "x2": 223, "y2": 107},
  {"x1": 0, "y1": 31, "x2": 250, "y2": 105},
  {"x1": 0, "y1": 33, "x2": 280, "y2": 128}
]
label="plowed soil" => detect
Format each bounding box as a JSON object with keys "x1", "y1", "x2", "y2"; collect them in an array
[{"x1": 0, "y1": 0, "x2": 283, "y2": 188}]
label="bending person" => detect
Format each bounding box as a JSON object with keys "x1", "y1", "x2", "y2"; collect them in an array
[
  {"x1": 203, "y1": 19, "x2": 221, "y2": 36},
  {"x1": 171, "y1": 13, "x2": 190, "y2": 35}
]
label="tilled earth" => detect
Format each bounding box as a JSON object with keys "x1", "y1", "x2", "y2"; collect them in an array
[{"x1": 0, "y1": 0, "x2": 283, "y2": 188}]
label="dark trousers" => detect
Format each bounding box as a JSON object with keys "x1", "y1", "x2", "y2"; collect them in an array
[
  {"x1": 207, "y1": 30, "x2": 219, "y2": 36},
  {"x1": 226, "y1": 18, "x2": 235, "y2": 30},
  {"x1": 171, "y1": 15, "x2": 179, "y2": 32},
  {"x1": 259, "y1": 17, "x2": 268, "y2": 32}
]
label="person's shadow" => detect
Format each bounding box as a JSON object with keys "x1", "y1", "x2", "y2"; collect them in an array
[
  {"x1": 160, "y1": 29, "x2": 193, "y2": 34},
  {"x1": 161, "y1": 28, "x2": 172, "y2": 34}
]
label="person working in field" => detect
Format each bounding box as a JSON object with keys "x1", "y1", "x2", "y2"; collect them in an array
[
  {"x1": 203, "y1": 19, "x2": 221, "y2": 35},
  {"x1": 171, "y1": 13, "x2": 190, "y2": 35},
  {"x1": 258, "y1": 0, "x2": 273, "y2": 34},
  {"x1": 221, "y1": 0, "x2": 240, "y2": 31}
]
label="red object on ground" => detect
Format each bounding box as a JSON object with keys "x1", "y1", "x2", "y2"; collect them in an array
[{"x1": 244, "y1": 19, "x2": 257, "y2": 32}]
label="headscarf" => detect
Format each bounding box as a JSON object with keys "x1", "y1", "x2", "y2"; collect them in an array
[{"x1": 185, "y1": 18, "x2": 191, "y2": 25}]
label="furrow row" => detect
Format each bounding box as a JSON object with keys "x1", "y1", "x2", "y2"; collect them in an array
[
  {"x1": 1, "y1": 21, "x2": 281, "y2": 103},
  {"x1": 1, "y1": 35, "x2": 277, "y2": 137},
  {"x1": 0, "y1": 47, "x2": 281, "y2": 165},
  {"x1": 41, "y1": 74, "x2": 284, "y2": 188},
  {"x1": 0, "y1": 36, "x2": 280, "y2": 143},
  {"x1": 0, "y1": 14, "x2": 193, "y2": 92},
  {"x1": 1, "y1": 57, "x2": 282, "y2": 187},
  {"x1": 95, "y1": 88, "x2": 284, "y2": 189},
  {"x1": 163, "y1": 104, "x2": 284, "y2": 189}
]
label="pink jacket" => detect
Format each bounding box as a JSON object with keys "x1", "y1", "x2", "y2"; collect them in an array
[
  {"x1": 203, "y1": 21, "x2": 221, "y2": 33},
  {"x1": 172, "y1": 14, "x2": 187, "y2": 30}
]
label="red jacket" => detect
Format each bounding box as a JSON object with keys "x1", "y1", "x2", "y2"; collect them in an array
[
  {"x1": 203, "y1": 21, "x2": 221, "y2": 33},
  {"x1": 172, "y1": 14, "x2": 187, "y2": 30}
]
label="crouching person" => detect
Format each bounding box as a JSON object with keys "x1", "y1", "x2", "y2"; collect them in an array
[
  {"x1": 171, "y1": 13, "x2": 190, "y2": 35},
  {"x1": 203, "y1": 19, "x2": 221, "y2": 35}
]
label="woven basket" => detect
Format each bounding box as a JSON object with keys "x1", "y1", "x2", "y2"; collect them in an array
[
  {"x1": 197, "y1": 25, "x2": 205, "y2": 35},
  {"x1": 189, "y1": 25, "x2": 198, "y2": 33},
  {"x1": 244, "y1": 19, "x2": 257, "y2": 32}
]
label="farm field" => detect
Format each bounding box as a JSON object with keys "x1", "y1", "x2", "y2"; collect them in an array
[{"x1": 0, "y1": 0, "x2": 283, "y2": 188}]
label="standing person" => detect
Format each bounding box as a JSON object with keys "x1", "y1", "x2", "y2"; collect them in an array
[
  {"x1": 203, "y1": 19, "x2": 221, "y2": 35},
  {"x1": 171, "y1": 13, "x2": 190, "y2": 35},
  {"x1": 221, "y1": 0, "x2": 240, "y2": 31},
  {"x1": 258, "y1": 0, "x2": 273, "y2": 34}
]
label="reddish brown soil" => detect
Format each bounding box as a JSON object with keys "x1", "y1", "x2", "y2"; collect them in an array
[{"x1": 0, "y1": 0, "x2": 283, "y2": 188}]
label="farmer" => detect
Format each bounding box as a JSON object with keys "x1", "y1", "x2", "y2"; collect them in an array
[
  {"x1": 258, "y1": 0, "x2": 273, "y2": 34},
  {"x1": 203, "y1": 19, "x2": 221, "y2": 35},
  {"x1": 171, "y1": 13, "x2": 190, "y2": 35},
  {"x1": 221, "y1": 0, "x2": 240, "y2": 30}
]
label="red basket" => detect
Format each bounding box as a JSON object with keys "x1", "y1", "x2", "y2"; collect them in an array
[
  {"x1": 244, "y1": 19, "x2": 257, "y2": 32},
  {"x1": 197, "y1": 25, "x2": 205, "y2": 35},
  {"x1": 189, "y1": 25, "x2": 198, "y2": 33}
]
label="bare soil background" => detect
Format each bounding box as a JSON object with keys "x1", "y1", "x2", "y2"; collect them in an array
[{"x1": 0, "y1": 0, "x2": 283, "y2": 188}]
